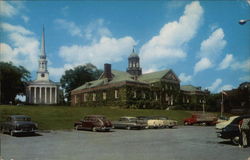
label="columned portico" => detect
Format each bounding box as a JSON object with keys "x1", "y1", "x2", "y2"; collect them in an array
[{"x1": 26, "y1": 26, "x2": 60, "y2": 105}]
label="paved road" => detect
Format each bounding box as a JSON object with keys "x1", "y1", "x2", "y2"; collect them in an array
[{"x1": 1, "y1": 126, "x2": 250, "y2": 160}]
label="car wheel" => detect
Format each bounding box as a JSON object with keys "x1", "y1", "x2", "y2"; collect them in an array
[
  {"x1": 92, "y1": 127, "x2": 97, "y2": 132},
  {"x1": 126, "y1": 126, "x2": 131, "y2": 130},
  {"x1": 201, "y1": 122, "x2": 207, "y2": 126},
  {"x1": 184, "y1": 122, "x2": 188, "y2": 125},
  {"x1": 168, "y1": 126, "x2": 173, "y2": 129},
  {"x1": 231, "y1": 136, "x2": 239, "y2": 145}
]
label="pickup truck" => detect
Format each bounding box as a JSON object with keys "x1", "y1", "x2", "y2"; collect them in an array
[
  {"x1": 184, "y1": 114, "x2": 217, "y2": 126},
  {"x1": 112, "y1": 117, "x2": 147, "y2": 130}
]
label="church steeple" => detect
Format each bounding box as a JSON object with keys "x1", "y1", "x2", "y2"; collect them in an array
[
  {"x1": 40, "y1": 25, "x2": 46, "y2": 58},
  {"x1": 36, "y1": 25, "x2": 49, "y2": 81},
  {"x1": 126, "y1": 47, "x2": 142, "y2": 76}
]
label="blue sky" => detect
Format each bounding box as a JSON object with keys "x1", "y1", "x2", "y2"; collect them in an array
[{"x1": 1, "y1": 0, "x2": 250, "y2": 93}]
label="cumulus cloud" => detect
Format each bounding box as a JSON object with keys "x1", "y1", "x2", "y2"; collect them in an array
[
  {"x1": 218, "y1": 54, "x2": 234, "y2": 70},
  {"x1": 54, "y1": 19, "x2": 82, "y2": 37},
  {"x1": 218, "y1": 84, "x2": 233, "y2": 92},
  {"x1": 139, "y1": 1, "x2": 203, "y2": 71},
  {"x1": 239, "y1": 75, "x2": 250, "y2": 81},
  {"x1": 0, "y1": 23, "x2": 39, "y2": 71},
  {"x1": 179, "y1": 73, "x2": 192, "y2": 83},
  {"x1": 194, "y1": 58, "x2": 212, "y2": 74},
  {"x1": 21, "y1": 15, "x2": 29, "y2": 23},
  {"x1": 0, "y1": 1, "x2": 17, "y2": 17},
  {"x1": 199, "y1": 28, "x2": 226, "y2": 59},
  {"x1": 59, "y1": 36, "x2": 136, "y2": 68},
  {"x1": 232, "y1": 58, "x2": 250, "y2": 72},
  {"x1": 207, "y1": 78, "x2": 222, "y2": 92}
]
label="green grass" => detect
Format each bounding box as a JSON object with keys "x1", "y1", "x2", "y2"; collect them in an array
[{"x1": 0, "y1": 105, "x2": 192, "y2": 130}]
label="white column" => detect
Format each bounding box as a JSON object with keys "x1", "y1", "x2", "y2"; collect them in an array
[
  {"x1": 50, "y1": 87, "x2": 52, "y2": 104},
  {"x1": 45, "y1": 87, "x2": 47, "y2": 104},
  {"x1": 29, "y1": 87, "x2": 31, "y2": 103},
  {"x1": 34, "y1": 87, "x2": 37, "y2": 104},
  {"x1": 55, "y1": 87, "x2": 57, "y2": 104},
  {"x1": 39, "y1": 87, "x2": 42, "y2": 103}
]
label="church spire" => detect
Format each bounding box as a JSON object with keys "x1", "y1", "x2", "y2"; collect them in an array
[{"x1": 41, "y1": 25, "x2": 46, "y2": 58}]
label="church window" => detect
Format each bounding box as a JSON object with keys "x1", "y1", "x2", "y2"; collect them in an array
[
  {"x1": 41, "y1": 73, "x2": 45, "y2": 77},
  {"x1": 103, "y1": 92, "x2": 106, "y2": 100},
  {"x1": 136, "y1": 62, "x2": 139, "y2": 67},
  {"x1": 155, "y1": 92, "x2": 158, "y2": 100},
  {"x1": 142, "y1": 91, "x2": 146, "y2": 99}
]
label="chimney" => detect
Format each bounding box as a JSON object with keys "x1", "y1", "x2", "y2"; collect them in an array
[{"x1": 104, "y1": 63, "x2": 112, "y2": 81}]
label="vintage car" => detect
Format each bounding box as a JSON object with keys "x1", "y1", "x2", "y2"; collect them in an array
[
  {"x1": 137, "y1": 116, "x2": 163, "y2": 129},
  {"x1": 112, "y1": 116, "x2": 147, "y2": 130},
  {"x1": 74, "y1": 115, "x2": 112, "y2": 132},
  {"x1": 151, "y1": 116, "x2": 178, "y2": 128},
  {"x1": 0, "y1": 115, "x2": 38, "y2": 136},
  {"x1": 216, "y1": 115, "x2": 250, "y2": 145}
]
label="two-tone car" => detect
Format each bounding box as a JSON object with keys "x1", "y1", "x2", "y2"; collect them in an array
[
  {"x1": 0, "y1": 115, "x2": 38, "y2": 136},
  {"x1": 74, "y1": 115, "x2": 112, "y2": 132},
  {"x1": 151, "y1": 116, "x2": 178, "y2": 128},
  {"x1": 112, "y1": 116, "x2": 147, "y2": 130},
  {"x1": 137, "y1": 116, "x2": 163, "y2": 129}
]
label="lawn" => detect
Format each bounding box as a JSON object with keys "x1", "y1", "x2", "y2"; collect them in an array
[{"x1": 0, "y1": 105, "x2": 192, "y2": 130}]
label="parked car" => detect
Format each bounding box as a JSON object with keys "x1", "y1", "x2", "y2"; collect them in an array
[
  {"x1": 184, "y1": 114, "x2": 217, "y2": 126},
  {"x1": 216, "y1": 116, "x2": 229, "y2": 124},
  {"x1": 137, "y1": 116, "x2": 162, "y2": 129},
  {"x1": 0, "y1": 115, "x2": 38, "y2": 136},
  {"x1": 74, "y1": 115, "x2": 112, "y2": 132},
  {"x1": 112, "y1": 116, "x2": 147, "y2": 130},
  {"x1": 151, "y1": 116, "x2": 178, "y2": 128},
  {"x1": 216, "y1": 115, "x2": 250, "y2": 145}
]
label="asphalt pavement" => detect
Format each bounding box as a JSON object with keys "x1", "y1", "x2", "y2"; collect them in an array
[{"x1": 0, "y1": 126, "x2": 250, "y2": 160}]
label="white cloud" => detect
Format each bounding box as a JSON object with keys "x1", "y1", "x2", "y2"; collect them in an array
[
  {"x1": 139, "y1": 1, "x2": 203, "y2": 71},
  {"x1": 218, "y1": 84, "x2": 233, "y2": 92},
  {"x1": 207, "y1": 78, "x2": 222, "y2": 92},
  {"x1": 247, "y1": 0, "x2": 250, "y2": 5},
  {"x1": 54, "y1": 19, "x2": 82, "y2": 37},
  {"x1": 21, "y1": 15, "x2": 29, "y2": 23},
  {"x1": 48, "y1": 64, "x2": 75, "y2": 81},
  {"x1": 179, "y1": 73, "x2": 192, "y2": 83},
  {"x1": 194, "y1": 58, "x2": 212, "y2": 74},
  {"x1": 218, "y1": 54, "x2": 234, "y2": 70},
  {"x1": 232, "y1": 58, "x2": 250, "y2": 72},
  {"x1": 0, "y1": 22, "x2": 33, "y2": 35},
  {"x1": 59, "y1": 36, "x2": 136, "y2": 68},
  {"x1": 239, "y1": 75, "x2": 250, "y2": 81},
  {"x1": 199, "y1": 28, "x2": 226, "y2": 59},
  {"x1": 0, "y1": 1, "x2": 17, "y2": 17},
  {"x1": 0, "y1": 23, "x2": 39, "y2": 71}
]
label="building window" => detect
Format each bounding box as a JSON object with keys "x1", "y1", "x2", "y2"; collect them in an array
[
  {"x1": 103, "y1": 92, "x2": 106, "y2": 100},
  {"x1": 115, "y1": 90, "x2": 119, "y2": 99},
  {"x1": 93, "y1": 93, "x2": 96, "y2": 101},
  {"x1": 165, "y1": 93, "x2": 169, "y2": 102},
  {"x1": 155, "y1": 92, "x2": 158, "y2": 100},
  {"x1": 133, "y1": 91, "x2": 137, "y2": 98},
  {"x1": 142, "y1": 91, "x2": 146, "y2": 99},
  {"x1": 84, "y1": 93, "x2": 88, "y2": 102}
]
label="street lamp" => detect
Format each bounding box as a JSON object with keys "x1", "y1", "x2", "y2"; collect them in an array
[{"x1": 239, "y1": 19, "x2": 250, "y2": 25}]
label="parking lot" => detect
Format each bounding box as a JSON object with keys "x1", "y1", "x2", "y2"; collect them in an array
[{"x1": 1, "y1": 126, "x2": 250, "y2": 160}]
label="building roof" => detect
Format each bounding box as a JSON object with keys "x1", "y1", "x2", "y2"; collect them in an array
[
  {"x1": 181, "y1": 85, "x2": 201, "y2": 92},
  {"x1": 72, "y1": 69, "x2": 180, "y2": 93}
]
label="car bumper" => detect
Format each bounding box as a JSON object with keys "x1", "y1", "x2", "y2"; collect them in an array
[
  {"x1": 13, "y1": 129, "x2": 37, "y2": 134},
  {"x1": 96, "y1": 127, "x2": 112, "y2": 131}
]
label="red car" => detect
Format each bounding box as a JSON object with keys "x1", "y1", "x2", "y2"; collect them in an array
[
  {"x1": 184, "y1": 114, "x2": 217, "y2": 126},
  {"x1": 74, "y1": 115, "x2": 112, "y2": 132}
]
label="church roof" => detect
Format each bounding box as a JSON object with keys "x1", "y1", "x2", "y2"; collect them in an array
[
  {"x1": 138, "y1": 69, "x2": 170, "y2": 83},
  {"x1": 129, "y1": 48, "x2": 139, "y2": 58},
  {"x1": 29, "y1": 79, "x2": 60, "y2": 86},
  {"x1": 180, "y1": 85, "x2": 202, "y2": 92}
]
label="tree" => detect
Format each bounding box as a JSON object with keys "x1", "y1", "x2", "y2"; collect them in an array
[
  {"x1": 60, "y1": 63, "x2": 102, "y2": 104},
  {"x1": 0, "y1": 62, "x2": 31, "y2": 104}
]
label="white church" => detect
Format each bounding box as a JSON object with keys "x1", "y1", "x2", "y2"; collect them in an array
[{"x1": 26, "y1": 27, "x2": 60, "y2": 104}]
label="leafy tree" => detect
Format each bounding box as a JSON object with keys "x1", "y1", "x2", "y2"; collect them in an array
[
  {"x1": 0, "y1": 62, "x2": 31, "y2": 104},
  {"x1": 60, "y1": 63, "x2": 102, "y2": 104}
]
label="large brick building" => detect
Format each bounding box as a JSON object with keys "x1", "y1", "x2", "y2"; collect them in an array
[{"x1": 71, "y1": 49, "x2": 181, "y2": 109}]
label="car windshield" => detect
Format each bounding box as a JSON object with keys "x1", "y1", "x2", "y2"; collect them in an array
[
  {"x1": 129, "y1": 118, "x2": 137, "y2": 122},
  {"x1": 14, "y1": 117, "x2": 31, "y2": 121}
]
